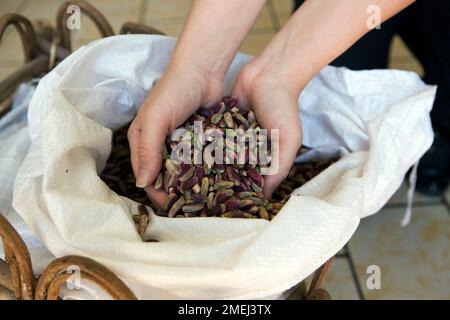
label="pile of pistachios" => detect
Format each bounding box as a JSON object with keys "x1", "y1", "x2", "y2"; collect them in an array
[
  {"x1": 152, "y1": 97, "x2": 273, "y2": 219},
  {"x1": 100, "y1": 97, "x2": 336, "y2": 223}
]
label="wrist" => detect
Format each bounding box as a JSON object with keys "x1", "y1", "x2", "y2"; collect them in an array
[
  {"x1": 165, "y1": 62, "x2": 224, "y2": 105},
  {"x1": 239, "y1": 56, "x2": 309, "y2": 100}
]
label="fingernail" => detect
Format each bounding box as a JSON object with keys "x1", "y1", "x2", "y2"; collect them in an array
[{"x1": 136, "y1": 171, "x2": 149, "y2": 188}]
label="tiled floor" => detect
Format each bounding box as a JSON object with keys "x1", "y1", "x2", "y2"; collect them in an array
[{"x1": 1, "y1": 0, "x2": 449, "y2": 300}]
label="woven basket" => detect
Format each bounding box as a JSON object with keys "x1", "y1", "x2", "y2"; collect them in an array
[{"x1": 0, "y1": 0, "x2": 333, "y2": 300}]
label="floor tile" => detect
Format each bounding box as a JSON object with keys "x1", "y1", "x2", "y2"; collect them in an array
[
  {"x1": 386, "y1": 181, "x2": 442, "y2": 207},
  {"x1": 143, "y1": 17, "x2": 184, "y2": 37},
  {"x1": 321, "y1": 257, "x2": 360, "y2": 300},
  {"x1": 271, "y1": 0, "x2": 292, "y2": 18},
  {"x1": 348, "y1": 205, "x2": 450, "y2": 299},
  {"x1": 20, "y1": 0, "x2": 68, "y2": 21},
  {"x1": 70, "y1": 16, "x2": 103, "y2": 51},
  {"x1": 337, "y1": 245, "x2": 348, "y2": 257},
  {"x1": 145, "y1": 0, "x2": 192, "y2": 21},
  {"x1": 144, "y1": 2, "x2": 275, "y2": 37},
  {"x1": 0, "y1": 285, "x2": 14, "y2": 300},
  {"x1": 84, "y1": 0, "x2": 143, "y2": 31},
  {"x1": 389, "y1": 59, "x2": 424, "y2": 77},
  {"x1": 239, "y1": 32, "x2": 275, "y2": 56},
  {"x1": 0, "y1": 0, "x2": 22, "y2": 14},
  {"x1": 0, "y1": 66, "x2": 21, "y2": 82},
  {"x1": 278, "y1": 11, "x2": 292, "y2": 26},
  {"x1": 445, "y1": 188, "x2": 450, "y2": 209},
  {"x1": 254, "y1": 5, "x2": 276, "y2": 31},
  {"x1": 21, "y1": 0, "x2": 142, "y2": 33},
  {"x1": 0, "y1": 28, "x2": 25, "y2": 66},
  {"x1": 390, "y1": 36, "x2": 413, "y2": 60}
]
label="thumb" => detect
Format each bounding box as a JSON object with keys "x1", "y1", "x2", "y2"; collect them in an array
[
  {"x1": 263, "y1": 121, "x2": 302, "y2": 198},
  {"x1": 134, "y1": 113, "x2": 168, "y2": 188}
]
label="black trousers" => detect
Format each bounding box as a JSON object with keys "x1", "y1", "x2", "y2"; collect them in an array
[{"x1": 294, "y1": 0, "x2": 450, "y2": 140}]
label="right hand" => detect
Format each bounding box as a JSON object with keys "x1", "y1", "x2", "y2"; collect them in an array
[{"x1": 128, "y1": 65, "x2": 223, "y2": 208}]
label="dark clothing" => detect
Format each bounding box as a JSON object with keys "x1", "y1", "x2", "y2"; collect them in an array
[
  {"x1": 294, "y1": 0, "x2": 450, "y2": 194},
  {"x1": 294, "y1": 0, "x2": 450, "y2": 140}
]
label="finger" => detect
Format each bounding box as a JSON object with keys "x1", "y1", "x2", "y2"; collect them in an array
[
  {"x1": 135, "y1": 112, "x2": 168, "y2": 188},
  {"x1": 231, "y1": 77, "x2": 250, "y2": 108},
  {"x1": 263, "y1": 123, "x2": 302, "y2": 198},
  {"x1": 127, "y1": 120, "x2": 141, "y2": 179},
  {"x1": 144, "y1": 186, "x2": 167, "y2": 209}
]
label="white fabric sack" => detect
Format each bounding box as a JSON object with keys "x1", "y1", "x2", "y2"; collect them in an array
[
  {"x1": 0, "y1": 82, "x2": 55, "y2": 272},
  {"x1": 12, "y1": 35, "x2": 435, "y2": 299}
]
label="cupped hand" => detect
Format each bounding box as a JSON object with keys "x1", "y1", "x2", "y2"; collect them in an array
[
  {"x1": 232, "y1": 64, "x2": 303, "y2": 199},
  {"x1": 128, "y1": 66, "x2": 223, "y2": 208}
]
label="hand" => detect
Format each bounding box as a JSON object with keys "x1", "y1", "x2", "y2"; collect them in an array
[
  {"x1": 128, "y1": 66, "x2": 223, "y2": 207},
  {"x1": 232, "y1": 64, "x2": 303, "y2": 198}
]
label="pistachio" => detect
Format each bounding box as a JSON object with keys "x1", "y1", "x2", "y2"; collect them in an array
[
  {"x1": 154, "y1": 173, "x2": 163, "y2": 190},
  {"x1": 247, "y1": 110, "x2": 256, "y2": 123},
  {"x1": 157, "y1": 210, "x2": 168, "y2": 217},
  {"x1": 238, "y1": 199, "x2": 254, "y2": 210},
  {"x1": 182, "y1": 176, "x2": 198, "y2": 190},
  {"x1": 211, "y1": 112, "x2": 223, "y2": 124},
  {"x1": 197, "y1": 106, "x2": 212, "y2": 117},
  {"x1": 201, "y1": 177, "x2": 209, "y2": 196},
  {"x1": 258, "y1": 206, "x2": 269, "y2": 220},
  {"x1": 163, "y1": 171, "x2": 170, "y2": 193},
  {"x1": 168, "y1": 173, "x2": 179, "y2": 188},
  {"x1": 214, "y1": 191, "x2": 230, "y2": 206},
  {"x1": 249, "y1": 196, "x2": 267, "y2": 206},
  {"x1": 207, "y1": 192, "x2": 215, "y2": 210},
  {"x1": 192, "y1": 183, "x2": 201, "y2": 194},
  {"x1": 162, "y1": 143, "x2": 169, "y2": 159},
  {"x1": 163, "y1": 193, "x2": 179, "y2": 211},
  {"x1": 233, "y1": 113, "x2": 249, "y2": 128},
  {"x1": 237, "y1": 192, "x2": 254, "y2": 199},
  {"x1": 179, "y1": 165, "x2": 195, "y2": 182},
  {"x1": 183, "y1": 189, "x2": 192, "y2": 201},
  {"x1": 249, "y1": 180, "x2": 263, "y2": 193},
  {"x1": 138, "y1": 214, "x2": 149, "y2": 236},
  {"x1": 223, "y1": 112, "x2": 234, "y2": 128},
  {"x1": 247, "y1": 169, "x2": 264, "y2": 188},
  {"x1": 225, "y1": 166, "x2": 239, "y2": 185},
  {"x1": 200, "y1": 208, "x2": 208, "y2": 217},
  {"x1": 247, "y1": 206, "x2": 260, "y2": 215},
  {"x1": 182, "y1": 203, "x2": 204, "y2": 213},
  {"x1": 168, "y1": 197, "x2": 185, "y2": 217},
  {"x1": 225, "y1": 198, "x2": 240, "y2": 210},
  {"x1": 196, "y1": 167, "x2": 205, "y2": 180},
  {"x1": 271, "y1": 203, "x2": 284, "y2": 211},
  {"x1": 221, "y1": 211, "x2": 236, "y2": 218},
  {"x1": 138, "y1": 204, "x2": 149, "y2": 217},
  {"x1": 213, "y1": 181, "x2": 235, "y2": 190},
  {"x1": 191, "y1": 193, "x2": 206, "y2": 203},
  {"x1": 210, "y1": 205, "x2": 224, "y2": 216},
  {"x1": 235, "y1": 212, "x2": 255, "y2": 219},
  {"x1": 165, "y1": 159, "x2": 178, "y2": 175}
]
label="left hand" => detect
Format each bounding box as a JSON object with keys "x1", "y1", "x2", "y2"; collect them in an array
[{"x1": 232, "y1": 64, "x2": 303, "y2": 198}]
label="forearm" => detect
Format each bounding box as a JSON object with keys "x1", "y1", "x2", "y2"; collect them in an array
[
  {"x1": 170, "y1": 0, "x2": 266, "y2": 79},
  {"x1": 249, "y1": 0, "x2": 416, "y2": 95}
]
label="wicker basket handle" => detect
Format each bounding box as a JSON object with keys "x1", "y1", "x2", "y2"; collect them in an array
[
  {"x1": 0, "y1": 13, "x2": 39, "y2": 62},
  {"x1": 308, "y1": 256, "x2": 334, "y2": 296},
  {"x1": 0, "y1": 213, "x2": 35, "y2": 300},
  {"x1": 119, "y1": 22, "x2": 165, "y2": 35},
  {"x1": 55, "y1": 0, "x2": 114, "y2": 52},
  {"x1": 35, "y1": 255, "x2": 137, "y2": 300}
]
